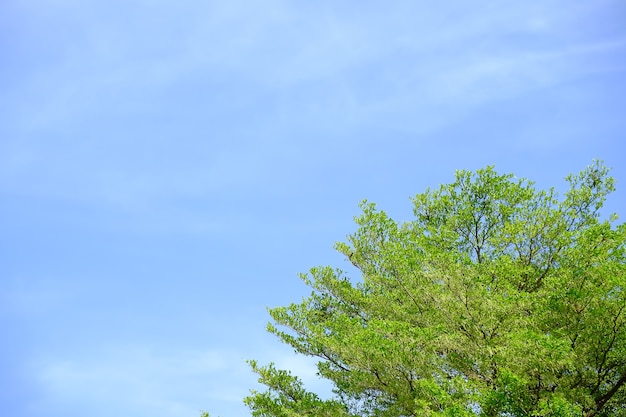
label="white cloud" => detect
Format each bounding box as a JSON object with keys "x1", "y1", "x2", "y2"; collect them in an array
[
  {"x1": 6, "y1": 0, "x2": 621, "y2": 134},
  {"x1": 2, "y1": 0, "x2": 623, "y2": 227},
  {"x1": 32, "y1": 345, "x2": 252, "y2": 417}
]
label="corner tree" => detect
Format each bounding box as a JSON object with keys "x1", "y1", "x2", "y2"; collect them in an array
[{"x1": 242, "y1": 161, "x2": 626, "y2": 417}]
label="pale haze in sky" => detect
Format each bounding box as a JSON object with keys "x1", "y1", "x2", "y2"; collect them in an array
[{"x1": 1, "y1": 1, "x2": 625, "y2": 416}]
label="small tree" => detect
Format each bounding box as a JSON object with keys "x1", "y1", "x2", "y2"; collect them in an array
[{"x1": 242, "y1": 161, "x2": 626, "y2": 417}]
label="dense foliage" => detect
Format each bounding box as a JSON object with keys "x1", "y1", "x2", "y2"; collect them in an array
[{"x1": 228, "y1": 162, "x2": 626, "y2": 416}]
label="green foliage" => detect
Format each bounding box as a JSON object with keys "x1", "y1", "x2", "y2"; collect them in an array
[{"x1": 242, "y1": 161, "x2": 626, "y2": 417}]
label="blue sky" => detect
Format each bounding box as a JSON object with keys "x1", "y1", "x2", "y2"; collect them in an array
[{"x1": 1, "y1": 1, "x2": 625, "y2": 416}]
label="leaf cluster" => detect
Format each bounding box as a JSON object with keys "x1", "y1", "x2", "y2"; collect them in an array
[{"x1": 244, "y1": 161, "x2": 626, "y2": 417}]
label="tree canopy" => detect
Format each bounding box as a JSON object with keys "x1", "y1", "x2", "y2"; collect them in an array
[{"x1": 233, "y1": 161, "x2": 626, "y2": 417}]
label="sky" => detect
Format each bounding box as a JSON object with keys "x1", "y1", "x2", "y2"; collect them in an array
[{"x1": 1, "y1": 1, "x2": 625, "y2": 416}]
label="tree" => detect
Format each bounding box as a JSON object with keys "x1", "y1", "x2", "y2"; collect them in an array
[{"x1": 242, "y1": 161, "x2": 626, "y2": 417}]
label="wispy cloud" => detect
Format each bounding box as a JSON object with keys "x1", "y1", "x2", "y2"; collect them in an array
[
  {"x1": 2, "y1": 0, "x2": 623, "y2": 219},
  {"x1": 6, "y1": 0, "x2": 620, "y2": 132},
  {"x1": 31, "y1": 343, "x2": 341, "y2": 417},
  {"x1": 32, "y1": 346, "x2": 252, "y2": 417}
]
